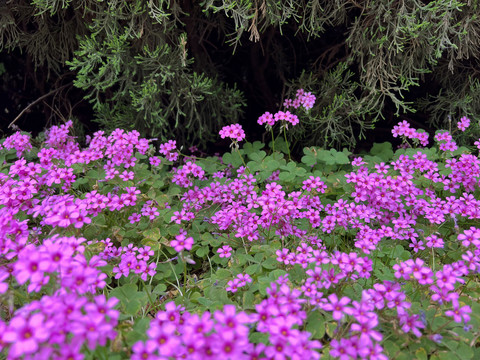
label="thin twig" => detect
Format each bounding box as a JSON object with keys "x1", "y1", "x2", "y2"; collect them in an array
[{"x1": 8, "y1": 83, "x2": 71, "y2": 129}]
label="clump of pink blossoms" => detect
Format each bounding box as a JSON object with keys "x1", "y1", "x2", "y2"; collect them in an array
[
  {"x1": 284, "y1": 88, "x2": 317, "y2": 110},
  {"x1": 219, "y1": 123, "x2": 246, "y2": 142},
  {"x1": 434, "y1": 131, "x2": 458, "y2": 152},
  {"x1": 159, "y1": 140, "x2": 178, "y2": 161},
  {"x1": 391, "y1": 120, "x2": 429, "y2": 146},
  {"x1": 257, "y1": 89, "x2": 315, "y2": 128},
  {"x1": 2, "y1": 131, "x2": 33, "y2": 157}
]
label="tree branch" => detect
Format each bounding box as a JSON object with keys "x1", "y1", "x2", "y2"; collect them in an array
[{"x1": 8, "y1": 83, "x2": 71, "y2": 129}]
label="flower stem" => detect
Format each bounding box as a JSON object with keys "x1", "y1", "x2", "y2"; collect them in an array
[
  {"x1": 283, "y1": 125, "x2": 292, "y2": 161},
  {"x1": 236, "y1": 147, "x2": 250, "y2": 174},
  {"x1": 270, "y1": 127, "x2": 275, "y2": 152}
]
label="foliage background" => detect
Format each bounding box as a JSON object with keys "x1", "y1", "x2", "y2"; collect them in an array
[{"x1": 1, "y1": 0, "x2": 480, "y2": 150}]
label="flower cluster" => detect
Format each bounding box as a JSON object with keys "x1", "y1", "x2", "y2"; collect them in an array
[
  {"x1": 1, "y1": 131, "x2": 33, "y2": 157},
  {"x1": 10, "y1": 235, "x2": 107, "y2": 294},
  {"x1": 391, "y1": 120, "x2": 429, "y2": 146},
  {"x1": 257, "y1": 110, "x2": 299, "y2": 127},
  {"x1": 0, "y1": 232, "x2": 119, "y2": 359},
  {"x1": 159, "y1": 139, "x2": 179, "y2": 161},
  {"x1": 132, "y1": 277, "x2": 321, "y2": 360},
  {"x1": 284, "y1": 88, "x2": 317, "y2": 110},
  {"x1": 302, "y1": 176, "x2": 327, "y2": 193},
  {"x1": 95, "y1": 240, "x2": 158, "y2": 280},
  {"x1": 257, "y1": 88, "x2": 313, "y2": 128},
  {"x1": 226, "y1": 273, "x2": 253, "y2": 293},
  {"x1": 434, "y1": 131, "x2": 458, "y2": 152},
  {"x1": 0, "y1": 293, "x2": 118, "y2": 359},
  {"x1": 219, "y1": 123, "x2": 246, "y2": 143},
  {"x1": 1, "y1": 116, "x2": 480, "y2": 360},
  {"x1": 172, "y1": 160, "x2": 206, "y2": 187},
  {"x1": 149, "y1": 155, "x2": 161, "y2": 166}
]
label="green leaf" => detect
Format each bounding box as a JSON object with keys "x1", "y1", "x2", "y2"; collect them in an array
[
  {"x1": 457, "y1": 341, "x2": 474, "y2": 360},
  {"x1": 93, "y1": 213, "x2": 106, "y2": 226},
  {"x1": 125, "y1": 317, "x2": 150, "y2": 345},
  {"x1": 242, "y1": 291, "x2": 255, "y2": 309},
  {"x1": 415, "y1": 348, "x2": 428, "y2": 360},
  {"x1": 140, "y1": 238, "x2": 161, "y2": 251},
  {"x1": 245, "y1": 264, "x2": 261, "y2": 275},
  {"x1": 223, "y1": 151, "x2": 243, "y2": 168},
  {"x1": 143, "y1": 228, "x2": 161, "y2": 241},
  {"x1": 72, "y1": 176, "x2": 88, "y2": 189},
  {"x1": 249, "y1": 332, "x2": 269, "y2": 344},
  {"x1": 264, "y1": 157, "x2": 280, "y2": 172},
  {"x1": 301, "y1": 147, "x2": 318, "y2": 166},
  {"x1": 288, "y1": 264, "x2": 306, "y2": 282},
  {"x1": 317, "y1": 149, "x2": 350, "y2": 165},
  {"x1": 215, "y1": 269, "x2": 231, "y2": 279},
  {"x1": 370, "y1": 142, "x2": 394, "y2": 162},
  {"x1": 153, "y1": 284, "x2": 167, "y2": 294},
  {"x1": 248, "y1": 150, "x2": 267, "y2": 162},
  {"x1": 306, "y1": 311, "x2": 326, "y2": 339},
  {"x1": 383, "y1": 340, "x2": 400, "y2": 357},
  {"x1": 261, "y1": 258, "x2": 278, "y2": 270},
  {"x1": 86, "y1": 169, "x2": 105, "y2": 180},
  {"x1": 152, "y1": 179, "x2": 164, "y2": 188},
  {"x1": 278, "y1": 171, "x2": 295, "y2": 182},
  {"x1": 268, "y1": 137, "x2": 290, "y2": 154},
  {"x1": 197, "y1": 297, "x2": 213, "y2": 307},
  {"x1": 196, "y1": 246, "x2": 210, "y2": 257},
  {"x1": 110, "y1": 284, "x2": 149, "y2": 316},
  {"x1": 269, "y1": 269, "x2": 287, "y2": 279},
  {"x1": 242, "y1": 141, "x2": 264, "y2": 154},
  {"x1": 452, "y1": 146, "x2": 471, "y2": 157}
]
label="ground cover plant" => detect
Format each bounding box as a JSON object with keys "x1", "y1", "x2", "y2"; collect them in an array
[{"x1": 0, "y1": 92, "x2": 480, "y2": 359}]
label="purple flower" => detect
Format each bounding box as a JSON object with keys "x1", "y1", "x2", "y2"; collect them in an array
[
  {"x1": 218, "y1": 245, "x2": 233, "y2": 258},
  {"x1": 226, "y1": 278, "x2": 241, "y2": 293},
  {"x1": 219, "y1": 124, "x2": 245, "y2": 142},
  {"x1": 171, "y1": 233, "x2": 194, "y2": 252},
  {"x1": 3, "y1": 313, "x2": 50, "y2": 358},
  {"x1": 322, "y1": 294, "x2": 353, "y2": 321},
  {"x1": 397, "y1": 308, "x2": 425, "y2": 337},
  {"x1": 146, "y1": 322, "x2": 180, "y2": 357},
  {"x1": 445, "y1": 299, "x2": 472, "y2": 323}
]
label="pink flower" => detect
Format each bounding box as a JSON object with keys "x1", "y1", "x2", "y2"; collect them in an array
[
  {"x1": 475, "y1": 138, "x2": 480, "y2": 149},
  {"x1": 236, "y1": 273, "x2": 252, "y2": 286},
  {"x1": 397, "y1": 308, "x2": 425, "y2": 337},
  {"x1": 159, "y1": 140, "x2": 178, "y2": 162},
  {"x1": 445, "y1": 299, "x2": 472, "y2": 323},
  {"x1": 226, "y1": 278, "x2": 241, "y2": 293},
  {"x1": 171, "y1": 233, "x2": 194, "y2": 252},
  {"x1": 149, "y1": 156, "x2": 161, "y2": 166},
  {"x1": 219, "y1": 124, "x2": 245, "y2": 142},
  {"x1": 425, "y1": 234, "x2": 444, "y2": 248},
  {"x1": 257, "y1": 112, "x2": 275, "y2": 126},
  {"x1": 128, "y1": 213, "x2": 141, "y2": 224},
  {"x1": 457, "y1": 116, "x2": 471, "y2": 131},
  {"x1": 322, "y1": 294, "x2": 354, "y2": 321},
  {"x1": 14, "y1": 248, "x2": 50, "y2": 291},
  {"x1": 217, "y1": 245, "x2": 233, "y2": 258},
  {"x1": 3, "y1": 313, "x2": 50, "y2": 358}
]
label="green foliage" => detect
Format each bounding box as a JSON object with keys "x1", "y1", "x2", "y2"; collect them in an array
[
  {"x1": 64, "y1": 5, "x2": 245, "y2": 146},
  {"x1": 285, "y1": 63, "x2": 379, "y2": 149},
  {"x1": 2, "y1": 0, "x2": 480, "y2": 149}
]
